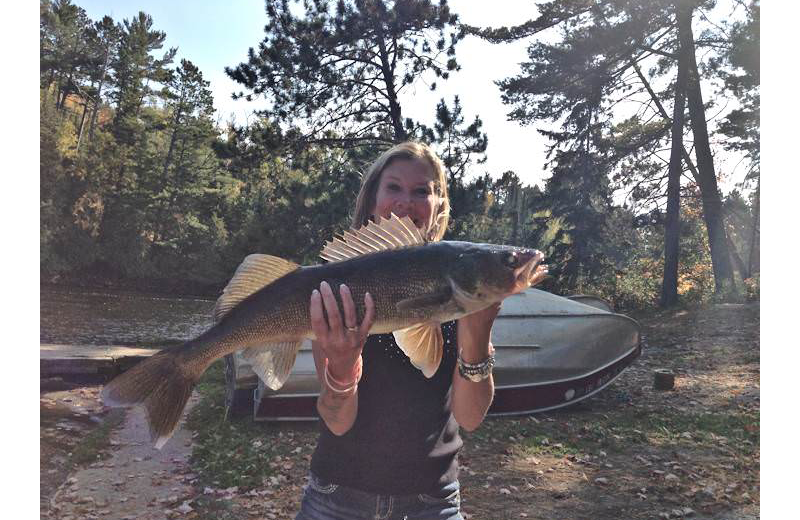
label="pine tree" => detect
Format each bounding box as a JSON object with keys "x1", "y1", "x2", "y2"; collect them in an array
[
  {"x1": 416, "y1": 95, "x2": 488, "y2": 238},
  {"x1": 467, "y1": 0, "x2": 746, "y2": 299},
  {"x1": 110, "y1": 11, "x2": 176, "y2": 145},
  {"x1": 226, "y1": 0, "x2": 463, "y2": 148}
]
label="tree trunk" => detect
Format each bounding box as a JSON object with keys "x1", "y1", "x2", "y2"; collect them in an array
[
  {"x1": 76, "y1": 99, "x2": 90, "y2": 151},
  {"x1": 163, "y1": 91, "x2": 185, "y2": 180},
  {"x1": 681, "y1": 4, "x2": 737, "y2": 295},
  {"x1": 746, "y1": 176, "x2": 760, "y2": 278},
  {"x1": 89, "y1": 44, "x2": 112, "y2": 141},
  {"x1": 373, "y1": 15, "x2": 406, "y2": 141},
  {"x1": 726, "y1": 232, "x2": 747, "y2": 280},
  {"x1": 660, "y1": 2, "x2": 691, "y2": 308}
]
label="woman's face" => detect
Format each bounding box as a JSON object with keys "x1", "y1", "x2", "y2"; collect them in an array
[{"x1": 371, "y1": 158, "x2": 440, "y2": 235}]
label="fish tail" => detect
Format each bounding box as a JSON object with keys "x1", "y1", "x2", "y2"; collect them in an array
[{"x1": 101, "y1": 347, "x2": 199, "y2": 449}]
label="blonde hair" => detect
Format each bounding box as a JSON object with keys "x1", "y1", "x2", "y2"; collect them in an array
[{"x1": 351, "y1": 141, "x2": 450, "y2": 242}]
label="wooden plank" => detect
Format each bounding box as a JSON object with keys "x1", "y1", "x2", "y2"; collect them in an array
[{"x1": 40, "y1": 344, "x2": 159, "y2": 380}]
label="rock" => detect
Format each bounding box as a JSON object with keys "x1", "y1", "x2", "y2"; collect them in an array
[
  {"x1": 654, "y1": 369, "x2": 676, "y2": 390},
  {"x1": 499, "y1": 488, "x2": 511, "y2": 495},
  {"x1": 594, "y1": 477, "x2": 609, "y2": 485}
]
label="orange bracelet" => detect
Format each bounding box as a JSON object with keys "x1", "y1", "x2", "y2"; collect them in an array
[{"x1": 323, "y1": 356, "x2": 363, "y2": 394}]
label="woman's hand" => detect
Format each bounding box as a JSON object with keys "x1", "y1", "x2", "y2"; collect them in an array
[{"x1": 310, "y1": 281, "x2": 375, "y2": 382}]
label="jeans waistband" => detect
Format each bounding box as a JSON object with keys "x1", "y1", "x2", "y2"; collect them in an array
[{"x1": 307, "y1": 471, "x2": 459, "y2": 503}]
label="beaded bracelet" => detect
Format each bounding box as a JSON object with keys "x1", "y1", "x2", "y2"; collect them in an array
[{"x1": 457, "y1": 345, "x2": 495, "y2": 382}]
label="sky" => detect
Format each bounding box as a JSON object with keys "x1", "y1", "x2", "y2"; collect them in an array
[
  {"x1": 75, "y1": 0, "x2": 551, "y2": 186},
  {"x1": 71, "y1": 0, "x2": 758, "y2": 196}
]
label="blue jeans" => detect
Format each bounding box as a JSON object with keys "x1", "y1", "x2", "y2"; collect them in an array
[{"x1": 295, "y1": 472, "x2": 464, "y2": 520}]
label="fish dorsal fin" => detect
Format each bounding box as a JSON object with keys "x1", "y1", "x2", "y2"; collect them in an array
[
  {"x1": 393, "y1": 322, "x2": 443, "y2": 378},
  {"x1": 320, "y1": 213, "x2": 425, "y2": 263},
  {"x1": 214, "y1": 254, "x2": 300, "y2": 322}
]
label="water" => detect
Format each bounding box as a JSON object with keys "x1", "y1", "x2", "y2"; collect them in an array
[{"x1": 40, "y1": 286, "x2": 215, "y2": 346}]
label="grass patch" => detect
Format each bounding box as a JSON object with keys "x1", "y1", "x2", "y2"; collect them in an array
[
  {"x1": 186, "y1": 361, "x2": 315, "y2": 490},
  {"x1": 464, "y1": 408, "x2": 759, "y2": 460},
  {"x1": 517, "y1": 433, "x2": 585, "y2": 457},
  {"x1": 190, "y1": 495, "x2": 247, "y2": 520},
  {"x1": 549, "y1": 410, "x2": 761, "y2": 455},
  {"x1": 69, "y1": 409, "x2": 126, "y2": 466}
]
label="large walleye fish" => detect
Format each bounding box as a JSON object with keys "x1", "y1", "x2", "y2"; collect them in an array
[{"x1": 102, "y1": 214, "x2": 547, "y2": 448}]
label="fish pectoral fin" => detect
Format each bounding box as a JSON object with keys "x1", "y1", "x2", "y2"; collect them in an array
[
  {"x1": 395, "y1": 288, "x2": 453, "y2": 315},
  {"x1": 393, "y1": 323, "x2": 443, "y2": 378},
  {"x1": 241, "y1": 340, "x2": 303, "y2": 391}
]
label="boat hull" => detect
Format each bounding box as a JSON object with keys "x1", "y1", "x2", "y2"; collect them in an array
[{"x1": 222, "y1": 288, "x2": 642, "y2": 420}]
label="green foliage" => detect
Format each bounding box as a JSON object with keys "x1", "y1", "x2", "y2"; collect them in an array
[
  {"x1": 39, "y1": 0, "x2": 757, "y2": 314},
  {"x1": 469, "y1": 0, "x2": 756, "y2": 303},
  {"x1": 226, "y1": 0, "x2": 464, "y2": 147}
]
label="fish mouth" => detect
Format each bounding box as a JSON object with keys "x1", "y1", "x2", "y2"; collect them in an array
[{"x1": 512, "y1": 249, "x2": 548, "y2": 292}]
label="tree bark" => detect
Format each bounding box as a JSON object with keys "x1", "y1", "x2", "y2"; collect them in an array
[
  {"x1": 727, "y1": 232, "x2": 747, "y2": 280},
  {"x1": 76, "y1": 99, "x2": 90, "y2": 151},
  {"x1": 681, "y1": 3, "x2": 737, "y2": 295},
  {"x1": 746, "y1": 176, "x2": 760, "y2": 278},
  {"x1": 660, "y1": 2, "x2": 691, "y2": 308},
  {"x1": 89, "y1": 43, "x2": 112, "y2": 141},
  {"x1": 373, "y1": 12, "x2": 406, "y2": 141}
]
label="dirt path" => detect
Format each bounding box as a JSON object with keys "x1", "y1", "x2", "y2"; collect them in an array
[{"x1": 45, "y1": 395, "x2": 199, "y2": 520}]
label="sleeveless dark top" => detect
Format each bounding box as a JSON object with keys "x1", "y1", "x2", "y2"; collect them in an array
[{"x1": 309, "y1": 320, "x2": 462, "y2": 495}]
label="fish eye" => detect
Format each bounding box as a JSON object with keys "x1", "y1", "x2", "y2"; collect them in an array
[{"x1": 502, "y1": 251, "x2": 519, "y2": 268}]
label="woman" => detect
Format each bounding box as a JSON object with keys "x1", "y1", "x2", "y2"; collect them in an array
[{"x1": 296, "y1": 142, "x2": 536, "y2": 519}]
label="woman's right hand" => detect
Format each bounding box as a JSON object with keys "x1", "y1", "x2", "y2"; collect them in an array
[{"x1": 310, "y1": 281, "x2": 375, "y2": 383}]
